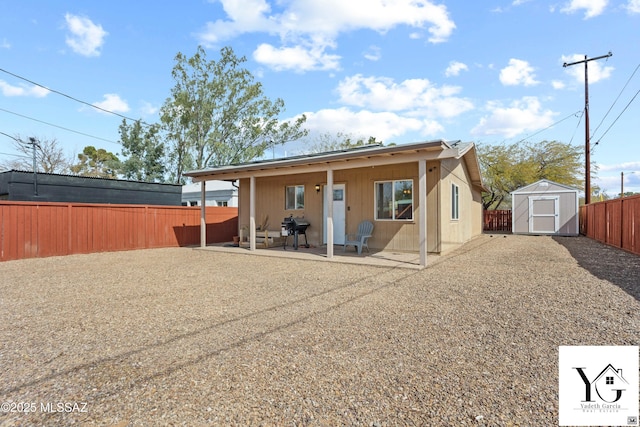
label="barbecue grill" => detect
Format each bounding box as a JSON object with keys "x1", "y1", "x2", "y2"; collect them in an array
[{"x1": 281, "y1": 216, "x2": 310, "y2": 250}]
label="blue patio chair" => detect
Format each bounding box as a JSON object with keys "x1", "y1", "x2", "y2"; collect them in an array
[{"x1": 344, "y1": 220, "x2": 374, "y2": 255}]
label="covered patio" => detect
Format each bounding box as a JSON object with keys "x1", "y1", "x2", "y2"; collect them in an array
[
  {"x1": 185, "y1": 140, "x2": 484, "y2": 269},
  {"x1": 194, "y1": 242, "x2": 434, "y2": 270}
]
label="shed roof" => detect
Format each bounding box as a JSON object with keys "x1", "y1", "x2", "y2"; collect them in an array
[
  {"x1": 510, "y1": 179, "x2": 580, "y2": 195},
  {"x1": 185, "y1": 139, "x2": 485, "y2": 190}
]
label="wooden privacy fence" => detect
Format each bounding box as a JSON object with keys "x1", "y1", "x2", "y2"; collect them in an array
[
  {"x1": 579, "y1": 194, "x2": 640, "y2": 256},
  {"x1": 483, "y1": 210, "x2": 512, "y2": 232},
  {"x1": 0, "y1": 201, "x2": 238, "y2": 262}
]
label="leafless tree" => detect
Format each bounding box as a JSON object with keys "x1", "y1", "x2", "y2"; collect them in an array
[{"x1": 0, "y1": 135, "x2": 72, "y2": 174}]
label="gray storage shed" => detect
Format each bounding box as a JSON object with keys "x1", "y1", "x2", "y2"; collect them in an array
[{"x1": 511, "y1": 179, "x2": 579, "y2": 236}]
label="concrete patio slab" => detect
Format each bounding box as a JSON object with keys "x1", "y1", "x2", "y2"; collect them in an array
[{"x1": 195, "y1": 242, "x2": 438, "y2": 270}]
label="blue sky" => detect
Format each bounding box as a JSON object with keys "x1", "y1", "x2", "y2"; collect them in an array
[{"x1": 1, "y1": 0, "x2": 639, "y2": 194}]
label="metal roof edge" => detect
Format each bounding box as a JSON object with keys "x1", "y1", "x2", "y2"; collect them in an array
[
  {"x1": 184, "y1": 139, "x2": 451, "y2": 177},
  {"x1": 0, "y1": 169, "x2": 182, "y2": 187},
  {"x1": 510, "y1": 179, "x2": 581, "y2": 194},
  {"x1": 455, "y1": 142, "x2": 488, "y2": 192}
]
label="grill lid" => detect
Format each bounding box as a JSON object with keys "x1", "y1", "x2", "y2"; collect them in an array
[{"x1": 292, "y1": 217, "x2": 309, "y2": 226}]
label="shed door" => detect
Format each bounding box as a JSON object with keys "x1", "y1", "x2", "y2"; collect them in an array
[{"x1": 528, "y1": 196, "x2": 559, "y2": 234}]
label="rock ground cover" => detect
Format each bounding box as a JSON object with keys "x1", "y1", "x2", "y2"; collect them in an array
[{"x1": 0, "y1": 234, "x2": 638, "y2": 426}]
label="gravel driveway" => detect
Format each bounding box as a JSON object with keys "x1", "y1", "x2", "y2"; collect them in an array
[{"x1": 1, "y1": 234, "x2": 638, "y2": 426}]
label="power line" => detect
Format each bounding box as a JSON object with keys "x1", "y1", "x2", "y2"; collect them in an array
[
  {"x1": 0, "y1": 151, "x2": 29, "y2": 158},
  {"x1": 513, "y1": 110, "x2": 582, "y2": 145},
  {"x1": 592, "y1": 88, "x2": 640, "y2": 150},
  {"x1": 0, "y1": 130, "x2": 20, "y2": 142},
  {"x1": 0, "y1": 131, "x2": 30, "y2": 159},
  {"x1": 0, "y1": 67, "x2": 151, "y2": 125},
  {"x1": 567, "y1": 109, "x2": 584, "y2": 146},
  {"x1": 0, "y1": 107, "x2": 120, "y2": 145},
  {"x1": 592, "y1": 62, "x2": 640, "y2": 141}
]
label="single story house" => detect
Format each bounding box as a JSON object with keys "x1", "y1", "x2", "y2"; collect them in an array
[
  {"x1": 184, "y1": 140, "x2": 485, "y2": 268},
  {"x1": 0, "y1": 170, "x2": 182, "y2": 205},
  {"x1": 511, "y1": 179, "x2": 579, "y2": 236},
  {"x1": 182, "y1": 180, "x2": 238, "y2": 207}
]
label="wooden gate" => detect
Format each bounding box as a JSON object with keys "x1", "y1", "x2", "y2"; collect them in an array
[{"x1": 483, "y1": 210, "x2": 512, "y2": 232}]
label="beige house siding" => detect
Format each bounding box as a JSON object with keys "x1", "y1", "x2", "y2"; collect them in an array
[
  {"x1": 238, "y1": 172, "x2": 326, "y2": 244},
  {"x1": 237, "y1": 158, "x2": 481, "y2": 253},
  {"x1": 438, "y1": 158, "x2": 483, "y2": 254}
]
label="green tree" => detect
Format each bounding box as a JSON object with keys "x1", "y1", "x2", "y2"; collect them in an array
[
  {"x1": 160, "y1": 45, "x2": 308, "y2": 183},
  {"x1": 479, "y1": 140, "x2": 583, "y2": 210},
  {"x1": 118, "y1": 119, "x2": 166, "y2": 182},
  {"x1": 70, "y1": 146, "x2": 121, "y2": 178}
]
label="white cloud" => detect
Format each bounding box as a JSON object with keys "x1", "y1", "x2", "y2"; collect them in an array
[
  {"x1": 197, "y1": 0, "x2": 455, "y2": 71},
  {"x1": 336, "y1": 74, "x2": 473, "y2": 118},
  {"x1": 551, "y1": 80, "x2": 566, "y2": 89},
  {"x1": 197, "y1": 0, "x2": 272, "y2": 46},
  {"x1": 253, "y1": 42, "x2": 341, "y2": 72},
  {"x1": 560, "y1": 0, "x2": 608, "y2": 18},
  {"x1": 92, "y1": 94, "x2": 129, "y2": 113},
  {"x1": 625, "y1": 173, "x2": 640, "y2": 188},
  {"x1": 445, "y1": 61, "x2": 468, "y2": 77},
  {"x1": 1, "y1": 38, "x2": 10, "y2": 49},
  {"x1": 499, "y1": 59, "x2": 539, "y2": 86},
  {"x1": 300, "y1": 107, "x2": 443, "y2": 141},
  {"x1": 471, "y1": 96, "x2": 556, "y2": 138},
  {"x1": 363, "y1": 45, "x2": 381, "y2": 62},
  {"x1": 561, "y1": 54, "x2": 614, "y2": 83},
  {"x1": 0, "y1": 80, "x2": 49, "y2": 97},
  {"x1": 595, "y1": 172, "x2": 640, "y2": 194},
  {"x1": 64, "y1": 13, "x2": 108, "y2": 57},
  {"x1": 597, "y1": 161, "x2": 640, "y2": 172},
  {"x1": 626, "y1": 0, "x2": 640, "y2": 13},
  {"x1": 140, "y1": 101, "x2": 159, "y2": 117}
]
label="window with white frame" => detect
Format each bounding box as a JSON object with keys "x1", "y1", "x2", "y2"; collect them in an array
[
  {"x1": 375, "y1": 180, "x2": 413, "y2": 220},
  {"x1": 451, "y1": 183, "x2": 459, "y2": 220},
  {"x1": 285, "y1": 185, "x2": 305, "y2": 210}
]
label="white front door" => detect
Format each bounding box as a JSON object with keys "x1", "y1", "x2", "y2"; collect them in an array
[
  {"x1": 323, "y1": 184, "x2": 346, "y2": 245},
  {"x1": 529, "y1": 196, "x2": 559, "y2": 233}
]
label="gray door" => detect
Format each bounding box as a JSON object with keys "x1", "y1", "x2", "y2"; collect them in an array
[{"x1": 528, "y1": 196, "x2": 559, "y2": 233}]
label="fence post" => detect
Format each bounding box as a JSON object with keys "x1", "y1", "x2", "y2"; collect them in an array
[{"x1": 620, "y1": 198, "x2": 624, "y2": 249}]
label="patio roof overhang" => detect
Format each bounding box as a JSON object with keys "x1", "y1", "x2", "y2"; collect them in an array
[{"x1": 184, "y1": 139, "x2": 468, "y2": 182}]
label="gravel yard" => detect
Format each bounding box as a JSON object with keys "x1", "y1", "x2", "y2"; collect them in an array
[{"x1": 0, "y1": 234, "x2": 639, "y2": 426}]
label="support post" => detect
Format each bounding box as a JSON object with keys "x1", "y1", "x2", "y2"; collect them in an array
[
  {"x1": 419, "y1": 159, "x2": 427, "y2": 268},
  {"x1": 200, "y1": 181, "x2": 206, "y2": 248},
  {"x1": 29, "y1": 137, "x2": 38, "y2": 196},
  {"x1": 249, "y1": 176, "x2": 256, "y2": 251},
  {"x1": 418, "y1": 159, "x2": 427, "y2": 268}
]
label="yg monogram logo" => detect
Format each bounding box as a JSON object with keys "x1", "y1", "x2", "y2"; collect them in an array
[
  {"x1": 574, "y1": 365, "x2": 628, "y2": 403},
  {"x1": 559, "y1": 346, "x2": 638, "y2": 427}
]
